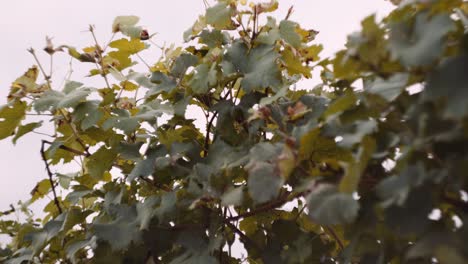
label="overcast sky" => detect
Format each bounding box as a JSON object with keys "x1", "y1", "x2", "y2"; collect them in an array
[{"x1": 0, "y1": 0, "x2": 393, "y2": 221}]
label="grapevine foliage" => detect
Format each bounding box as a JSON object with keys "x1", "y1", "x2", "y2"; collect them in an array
[{"x1": 1, "y1": 0, "x2": 468, "y2": 263}]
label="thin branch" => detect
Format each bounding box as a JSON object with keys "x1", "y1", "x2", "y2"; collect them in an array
[
  {"x1": 293, "y1": 204, "x2": 307, "y2": 221},
  {"x1": 225, "y1": 221, "x2": 260, "y2": 251},
  {"x1": 49, "y1": 53, "x2": 54, "y2": 79},
  {"x1": 102, "y1": 32, "x2": 116, "y2": 53},
  {"x1": 89, "y1": 25, "x2": 111, "y2": 90},
  {"x1": 42, "y1": 140, "x2": 89, "y2": 157},
  {"x1": 0, "y1": 205, "x2": 15, "y2": 217},
  {"x1": 252, "y1": 6, "x2": 258, "y2": 40},
  {"x1": 26, "y1": 113, "x2": 54, "y2": 116},
  {"x1": 28, "y1": 48, "x2": 52, "y2": 89},
  {"x1": 40, "y1": 140, "x2": 63, "y2": 214},
  {"x1": 220, "y1": 206, "x2": 228, "y2": 263},
  {"x1": 32, "y1": 131, "x2": 55, "y2": 138},
  {"x1": 227, "y1": 191, "x2": 304, "y2": 222},
  {"x1": 203, "y1": 112, "x2": 218, "y2": 157},
  {"x1": 285, "y1": 6, "x2": 294, "y2": 20},
  {"x1": 442, "y1": 195, "x2": 468, "y2": 214},
  {"x1": 324, "y1": 225, "x2": 344, "y2": 251},
  {"x1": 136, "y1": 52, "x2": 151, "y2": 70},
  {"x1": 57, "y1": 109, "x2": 90, "y2": 156}
]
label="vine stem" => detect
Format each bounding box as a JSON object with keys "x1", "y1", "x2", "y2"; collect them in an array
[
  {"x1": 226, "y1": 191, "x2": 305, "y2": 222},
  {"x1": 28, "y1": 48, "x2": 52, "y2": 89},
  {"x1": 89, "y1": 25, "x2": 111, "y2": 90},
  {"x1": 225, "y1": 221, "x2": 260, "y2": 251},
  {"x1": 58, "y1": 109, "x2": 90, "y2": 156},
  {"x1": 324, "y1": 226, "x2": 344, "y2": 250},
  {"x1": 40, "y1": 140, "x2": 63, "y2": 214},
  {"x1": 42, "y1": 140, "x2": 89, "y2": 157},
  {"x1": 203, "y1": 112, "x2": 218, "y2": 157}
]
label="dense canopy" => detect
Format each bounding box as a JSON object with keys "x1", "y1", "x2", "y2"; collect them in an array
[{"x1": 1, "y1": 0, "x2": 468, "y2": 263}]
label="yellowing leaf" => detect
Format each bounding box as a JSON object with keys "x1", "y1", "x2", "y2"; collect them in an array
[
  {"x1": 282, "y1": 47, "x2": 312, "y2": 78},
  {"x1": 339, "y1": 136, "x2": 376, "y2": 194},
  {"x1": 277, "y1": 144, "x2": 296, "y2": 179},
  {"x1": 0, "y1": 101, "x2": 27, "y2": 140},
  {"x1": 82, "y1": 46, "x2": 97, "y2": 53},
  {"x1": 121, "y1": 81, "x2": 138, "y2": 91},
  {"x1": 10, "y1": 66, "x2": 39, "y2": 95},
  {"x1": 299, "y1": 128, "x2": 353, "y2": 162},
  {"x1": 300, "y1": 44, "x2": 323, "y2": 63},
  {"x1": 85, "y1": 146, "x2": 118, "y2": 180},
  {"x1": 30, "y1": 179, "x2": 52, "y2": 202},
  {"x1": 256, "y1": 0, "x2": 279, "y2": 13},
  {"x1": 109, "y1": 38, "x2": 146, "y2": 55}
]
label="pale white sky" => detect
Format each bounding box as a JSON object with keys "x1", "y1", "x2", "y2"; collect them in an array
[{"x1": 0, "y1": 0, "x2": 393, "y2": 218}]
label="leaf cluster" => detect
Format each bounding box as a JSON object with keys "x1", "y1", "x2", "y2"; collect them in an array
[{"x1": 1, "y1": 0, "x2": 468, "y2": 263}]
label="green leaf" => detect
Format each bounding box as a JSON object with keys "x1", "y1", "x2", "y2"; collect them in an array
[
  {"x1": 224, "y1": 42, "x2": 282, "y2": 92},
  {"x1": 279, "y1": 20, "x2": 302, "y2": 48},
  {"x1": 188, "y1": 63, "x2": 217, "y2": 94},
  {"x1": 0, "y1": 100, "x2": 27, "y2": 140},
  {"x1": 93, "y1": 221, "x2": 141, "y2": 251},
  {"x1": 307, "y1": 184, "x2": 359, "y2": 225},
  {"x1": 199, "y1": 29, "x2": 229, "y2": 47},
  {"x1": 388, "y1": 12, "x2": 455, "y2": 67},
  {"x1": 128, "y1": 145, "x2": 166, "y2": 181},
  {"x1": 339, "y1": 136, "x2": 376, "y2": 194},
  {"x1": 322, "y1": 90, "x2": 357, "y2": 118},
  {"x1": 259, "y1": 85, "x2": 287, "y2": 106},
  {"x1": 148, "y1": 71, "x2": 177, "y2": 96},
  {"x1": 247, "y1": 161, "x2": 283, "y2": 204},
  {"x1": 256, "y1": 17, "x2": 280, "y2": 45},
  {"x1": 61, "y1": 208, "x2": 92, "y2": 232},
  {"x1": 136, "y1": 196, "x2": 159, "y2": 230},
  {"x1": 65, "y1": 237, "x2": 95, "y2": 262},
  {"x1": 221, "y1": 187, "x2": 244, "y2": 206},
  {"x1": 338, "y1": 119, "x2": 377, "y2": 148},
  {"x1": 85, "y1": 146, "x2": 117, "y2": 180},
  {"x1": 423, "y1": 55, "x2": 468, "y2": 118},
  {"x1": 73, "y1": 101, "x2": 103, "y2": 130},
  {"x1": 34, "y1": 86, "x2": 93, "y2": 112},
  {"x1": 171, "y1": 53, "x2": 198, "y2": 78},
  {"x1": 12, "y1": 121, "x2": 42, "y2": 144},
  {"x1": 154, "y1": 191, "x2": 177, "y2": 222},
  {"x1": 26, "y1": 220, "x2": 63, "y2": 254},
  {"x1": 117, "y1": 141, "x2": 143, "y2": 160},
  {"x1": 205, "y1": 2, "x2": 234, "y2": 30},
  {"x1": 383, "y1": 186, "x2": 433, "y2": 235},
  {"x1": 365, "y1": 73, "x2": 409, "y2": 101},
  {"x1": 376, "y1": 163, "x2": 426, "y2": 207}
]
